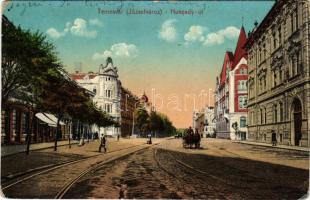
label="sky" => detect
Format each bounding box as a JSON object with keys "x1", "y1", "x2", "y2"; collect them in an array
[{"x1": 3, "y1": 1, "x2": 274, "y2": 128}]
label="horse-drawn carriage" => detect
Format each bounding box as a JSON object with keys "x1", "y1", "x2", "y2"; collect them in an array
[{"x1": 182, "y1": 133, "x2": 201, "y2": 149}]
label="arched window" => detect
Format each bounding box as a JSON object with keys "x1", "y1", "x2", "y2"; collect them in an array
[
  {"x1": 240, "y1": 116, "x2": 246, "y2": 128},
  {"x1": 279, "y1": 102, "x2": 284, "y2": 121}
]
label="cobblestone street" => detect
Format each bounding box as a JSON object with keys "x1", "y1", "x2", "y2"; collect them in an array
[{"x1": 1, "y1": 138, "x2": 308, "y2": 199}]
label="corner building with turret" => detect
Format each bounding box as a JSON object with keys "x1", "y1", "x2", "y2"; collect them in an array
[{"x1": 71, "y1": 57, "x2": 121, "y2": 137}]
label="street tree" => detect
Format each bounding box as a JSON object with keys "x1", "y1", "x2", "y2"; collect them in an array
[
  {"x1": 40, "y1": 71, "x2": 90, "y2": 151},
  {"x1": 134, "y1": 108, "x2": 150, "y2": 137},
  {"x1": 2, "y1": 16, "x2": 60, "y2": 108},
  {"x1": 149, "y1": 111, "x2": 164, "y2": 137},
  {"x1": 2, "y1": 16, "x2": 66, "y2": 154}
]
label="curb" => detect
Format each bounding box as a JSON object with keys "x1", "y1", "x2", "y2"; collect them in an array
[
  {"x1": 234, "y1": 141, "x2": 309, "y2": 153},
  {"x1": 1, "y1": 141, "x2": 80, "y2": 157}
]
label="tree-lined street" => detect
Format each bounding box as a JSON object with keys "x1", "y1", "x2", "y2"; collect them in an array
[
  {"x1": 2, "y1": 1, "x2": 310, "y2": 199},
  {"x1": 2, "y1": 138, "x2": 308, "y2": 199}
]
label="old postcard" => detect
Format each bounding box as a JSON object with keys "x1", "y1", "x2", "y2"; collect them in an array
[{"x1": 1, "y1": 0, "x2": 309, "y2": 199}]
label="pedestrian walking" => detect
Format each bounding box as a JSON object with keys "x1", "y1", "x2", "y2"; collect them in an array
[
  {"x1": 99, "y1": 135, "x2": 107, "y2": 153},
  {"x1": 117, "y1": 134, "x2": 120, "y2": 141},
  {"x1": 271, "y1": 130, "x2": 277, "y2": 146}
]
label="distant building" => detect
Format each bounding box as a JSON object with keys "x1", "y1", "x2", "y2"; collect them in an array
[
  {"x1": 71, "y1": 57, "x2": 121, "y2": 137},
  {"x1": 245, "y1": 0, "x2": 310, "y2": 147},
  {"x1": 193, "y1": 110, "x2": 205, "y2": 134},
  {"x1": 214, "y1": 26, "x2": 249, "y2": 140},
  {"x1": 204, "y1": 106, "x2": 216, "y2": 137},
  {"x1": 120, "y1": 87, "x2": 139, "y2": 137}
]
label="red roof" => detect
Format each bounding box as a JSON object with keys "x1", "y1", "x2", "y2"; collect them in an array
[
  {"x1": 71, "y1": 74, "x2": 86, "y2": 80},
  {"x1": 219, "y1": 26, "x2": 248, "y2": 87},
  {"x1": 219, "y1": 51, "x2": 234, "y2": 86},
  {"x1": 70, "y1": 73, "x2": 97, "y2": 80},
  {"x1": 232, "y1": 26, "x2": 247, "y2": 68}
]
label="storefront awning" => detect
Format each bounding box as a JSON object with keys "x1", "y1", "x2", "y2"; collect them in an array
[
  {"x1": 44, "y1": 113, "x2": 65, "y2": 125},
  {"x1": 35, "y1": 113, "x2": 65, "y2": 127}
]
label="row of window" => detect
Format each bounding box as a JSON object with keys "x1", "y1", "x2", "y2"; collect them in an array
[
  {"x1": 248, "y1": 6, "x2": 300, "y2": 67},
  {"x1": 216, "y1": 117, "x2": 247, "y2": 129},
  {"x1": 105, "y1": 77, "x2": 116, "y2": 81},
  {"x1": 249, "y1": 102, "x2": 284, "y2": 125},
  {"x1": 2, "y1": 110, "x2": 29, "y2": 137},
  {"x1": 101, "y1": 104, "x2": 113, "y2": 113},
  {"x1": 251, "y1": 52, "x2": 302, "y2": 86},
  {"x1": 249, "y1": 53, "x2": 302, "y2": 97},
  {"x1": 92, "y1": 88, "x2": 116, "y2": 98},
  {"x1": 217, "y1": 95, "x2": 247, "y2": 110},
  {"x1": 238, "y1": 80, "x2": 247, "y2": 91}
]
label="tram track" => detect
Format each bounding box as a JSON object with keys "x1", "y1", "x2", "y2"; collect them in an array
[
  {"x1": 154, "y1": 148, "x2": 228, "y2": 185},
  {"x1": 1, "y1": 142, "x2": 148, "y2": 191},
  {"x1": 55, "y1": 142, "x2": 160, "y2": 199},
  {"x1": 153, "y1": 147, "x2": 270, "y2": 199}
]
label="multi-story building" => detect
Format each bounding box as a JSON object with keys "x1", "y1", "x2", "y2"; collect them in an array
[
  {"x1": 214, "y1": 26, "x2": 249, "y2": 140},
  {"x1": 246, "y1": 0, "x2": 310, "y2": 147},
  {"x1": 120, "y1": 87, "x2": 139, "y2": 137},
  {"x1": 204, "y1": 106, "x2": 216, "y2": 137},
  {"x1": 71, "y1": 57, "x2": 121, "y2": 137}
]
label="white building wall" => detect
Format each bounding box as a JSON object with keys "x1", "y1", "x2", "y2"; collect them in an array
[{"x1": 75, "y1": 61, "x2": 121, "y2": 137}]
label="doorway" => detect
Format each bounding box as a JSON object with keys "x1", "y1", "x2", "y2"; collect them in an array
[{"x1": 292, "y1": 98, "x2": 302, "y2": 146}]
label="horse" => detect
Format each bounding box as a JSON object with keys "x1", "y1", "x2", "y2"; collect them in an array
[{"x1": 183, "y1": 132, "x2": 201, "y2": 149}]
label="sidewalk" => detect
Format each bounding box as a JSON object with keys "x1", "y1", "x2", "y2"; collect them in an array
[
  {"x1": 1, "y1": 140, "x2": 79, "y2": 157},
  {"x1": 234, "y1": 140, "x2": 309, "y2": 153}
]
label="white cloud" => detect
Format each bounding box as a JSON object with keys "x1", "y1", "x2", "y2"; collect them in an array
[
  {"x1": 47, "y1": 18, "x2": 100, "y2": 39},
  {"x1": 46, "y1": 28, "x2": 65, "y2": 39},
  {"x1": 70, "y1": 18, "x2": 97, "y2": 38},
  {"x1": 184, "y1": 25, "x2": 207, "y2": 43},
  {"x1": 204, "y1": 26, "x2": 240, "y2": 46},
  {"x1": 111, "y1": 43, "x2": 137, "y2": 57},
  {"x1": 92, "y1": 43, "x2": 138, "y2": 60},
  {"x1": 89, "y1": 18, "x2": 103, "y2": 27},
  {"x1": 158, "y1": 19, "x2": 177, "y2": 42},
  {"x1": 218, "y1": 26, "x2": 240, "y2": 39},
  {"x1": 204, "y1": 32, "x2": 225, "y2": 46}
]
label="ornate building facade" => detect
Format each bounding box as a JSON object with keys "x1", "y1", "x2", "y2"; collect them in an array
[
  {"x1": 214, "y1": 27, "x2": 249, "y2": 140},
  {"x1": 246, "y1": 0, "x2": 310, "y2": 147},
  {"x1": 71, "y1": 57, "x2": 121, "y2": 137}
]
